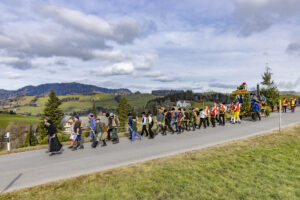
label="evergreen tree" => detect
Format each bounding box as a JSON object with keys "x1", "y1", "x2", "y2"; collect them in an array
[
  {"x1": 260, "y1": 67, "x2": 279, "y2": 107},
  {"x1": 24, "y1": 124, "x2": 38, "y2": 146},
  {"x1": 91, "y1": 100, "x2": 97, "y2": 118},
  {"x1": 39, "y1": 90, "x2": 64, "y2": 139},
  {"x1": 116, "y1": 96, "x2": 132, "y2": 132},
  {"x1": 261, "y1": 66, "x2": 274, "y2": 86}
]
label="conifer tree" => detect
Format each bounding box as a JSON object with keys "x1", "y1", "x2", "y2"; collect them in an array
[
  {"x1": 91, "y1": 100, "x2": 97, "y2": 118},
  {"x1": 260, "y1": 67, "x2": 279, "y2": 108},
  {"x1": 39, "y1": 90, "x2": 64, "y2": 139},
  {"x1": 116, "y1": 96, "x2": 132, "y2": 132}
]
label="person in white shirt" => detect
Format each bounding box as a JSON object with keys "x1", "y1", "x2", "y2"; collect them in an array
[
  {"x1": 148, "y1": 112, "x2": 154, "y2": 139},
  {"x1": 141, "y1": 112, "x2": 149, "y2": 137},
  {"x1": 199, "y1": 109, "x2": 207, "y2": 129}
]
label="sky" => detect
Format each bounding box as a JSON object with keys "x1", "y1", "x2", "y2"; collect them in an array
[{"x1": 0, "y1": 0, "x2": 300, "y2": 93}]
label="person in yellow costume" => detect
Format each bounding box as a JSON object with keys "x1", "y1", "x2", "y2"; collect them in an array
[{"x1": 233, "y1": 102, "x2": 241, "y2": 124}]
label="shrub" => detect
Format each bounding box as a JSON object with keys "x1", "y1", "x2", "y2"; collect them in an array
[{"x1": 265, "y1": 107, "x2": 271, "y2": 117}]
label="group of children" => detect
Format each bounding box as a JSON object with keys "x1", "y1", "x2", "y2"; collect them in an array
[
  {"x1": 280, "y1": 97, "x2": 298, "y2": 113},
  {"x1": 68, "y1": 113, "x2": 120, "y2": 150}
]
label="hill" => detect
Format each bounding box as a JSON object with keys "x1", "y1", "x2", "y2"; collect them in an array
[
  {"x1": 0, "y1": 82, "x2": 132, "y2": 100},
  {"x1": 0, "y1": 93, "x2": 156, "y2": 116}
]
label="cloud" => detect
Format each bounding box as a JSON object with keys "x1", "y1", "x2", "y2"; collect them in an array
[
  {"x1": 101, "y1": 62, "x2": 135, "y2": 75},
  {"x1": 0, "y1": 56, "x2": 33, "y2": 69},
  {"x1": 278, "y1": 77, "x2": 300, "y2": 89},
  {"x1": 40, "y1": 6, "x2": 141, "y2": 44},
  {"x1": 286, "y1": 41, "x2": 300, "y2": 54},
  {"x1": 209, "y1": 83, "x2": 236, "y2": 89},
  {"x1": 1, "y1": 71, "x2": 24, "y2": 79},
  {"x1": 233, "y1": 0, "x2": 300, "y2": 36},
  {"x1": 152, "y1": 76, "x2": 177, "y2": 82}
]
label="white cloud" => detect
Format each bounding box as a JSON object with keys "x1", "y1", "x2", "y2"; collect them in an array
[{"x1": 101, "y1": 62, "x2": 135, "y2": 75}]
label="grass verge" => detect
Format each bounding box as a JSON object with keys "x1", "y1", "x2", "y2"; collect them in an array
[{"x1": 1, "y1": 124, "x2": 300, "y2": 199}]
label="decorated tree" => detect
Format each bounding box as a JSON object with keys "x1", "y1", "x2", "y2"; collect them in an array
[{"x1": 260, "y1": 67, "x2": 279, "y2": 108}]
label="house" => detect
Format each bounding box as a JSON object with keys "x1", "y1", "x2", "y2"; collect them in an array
[{"x1": 176, "y1": 100, "x2": 191, "y2": 108}]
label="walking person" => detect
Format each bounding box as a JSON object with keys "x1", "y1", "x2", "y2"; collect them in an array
[
  {"x1": 95, "y1": 118, "x2": 107, "y2": 147},
  {"x1": 283, "y1": 98, "x2": 288, "y2": 113},
  {"x1": 219, "y1": 103, "x2": 227, "y2": 126},
  {"x1": 148, "y1": 112, "x2": 155, "y2": 139},
  {"x1": 89, "y1": 113, "x2": 97, "y2": 146},
  {"x1": 131, "y1": 116, "x2": 142, "y2": 141},
  {"x1": 109, "y1": 113, "x2": 119, "y2": 144},
  {"x1": 191, "y1": 108, "x2": 198, "y2": 131},
  {"x1": 45, "y1": 119, "x2": 63, "y2": 156},
  {"x1": 141, "y1": 112, "x2": 149, "y2": 136},
  {"x1": 156, "y1": 108, "x2": 164, "y2": 134},
  {"x1": 234, "y1": 102, "x2": 241, "y2": 124},
  {"x1": 252, "y1": 101, "x2": 261, "y2": 121},
  {"x1": 68, "y1": 117, "x2": 77, "y2": 149},
  {"x1": 171, "y1": 108, "x2": 179, "y2": 132},
  {"x1": 211, "y1": 106, "x2": 217, "y2": 127},
  {"x1": 128, "y1": 113, "x2": 134, "y2": 140},
  {"x1": 163, "y1": 109, "x2": 174, "y2": 135},
  {"x1": 178, "y1": 108, "x2": 184, "y2": 133},
  {"x1": 72, "y1": 115, "x2": 84, "y2": 151},
  {"x1": 204, "y1": 106, "x2": 210, "y2": 127},
  {"x1": 105, "y1": 113, "x2": 112, "y2": 140},
  {"x1": 199, "y1": 109, "x2": 207, "y2": 129},
  {"x1": 184, "y1": 108, "x2": 191, "y2": 131}
]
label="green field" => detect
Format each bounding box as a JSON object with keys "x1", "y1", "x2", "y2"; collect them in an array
[
  {"x1": 0, "y1": 114, "x2": 40, "y2": 129},
  {"x1": 2, "y1": 94, "x2": 156, "y2": 116},
  {"x1": 1, "y1": 124, "x2": 299, "y2": 200}
]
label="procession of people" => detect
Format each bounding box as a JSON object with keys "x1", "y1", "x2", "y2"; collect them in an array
[{"x1": 44, "y1": 97, "x2": 298, "y2": 156}]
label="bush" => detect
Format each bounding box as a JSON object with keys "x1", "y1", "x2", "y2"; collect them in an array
[{"x1": 265, "y1": 107, "x2": 271, "y2": 117}]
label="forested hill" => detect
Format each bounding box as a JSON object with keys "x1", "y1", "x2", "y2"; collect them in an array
[{"x1": 0, "y1": 82, "x2": 132, "y2": 100}]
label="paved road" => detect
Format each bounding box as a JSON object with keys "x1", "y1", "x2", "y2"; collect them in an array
[{"x1": 1, "y1": 110, "x2": 300, "y2": 193}]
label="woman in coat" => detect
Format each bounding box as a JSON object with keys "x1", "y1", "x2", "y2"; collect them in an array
[{"x1": 45, "y1": 119, "x2": 63, "y2": 156}]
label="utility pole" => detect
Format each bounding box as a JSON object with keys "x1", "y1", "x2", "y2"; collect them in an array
[{"x1": 279, "y1": 100, "x2": 282, "y2": 133}]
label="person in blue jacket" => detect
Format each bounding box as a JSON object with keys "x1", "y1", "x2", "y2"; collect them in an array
[
  {"x1": 89, "y1": 113, "x2": 97, "y2": 141},
  {"x1": 252, "y1": 101, "x2": 261, "y2": 121}
]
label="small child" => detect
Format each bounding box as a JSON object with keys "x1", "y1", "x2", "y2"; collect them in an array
[{"x1": 95, "y1": 118, "x2": 107, "y2": 147}]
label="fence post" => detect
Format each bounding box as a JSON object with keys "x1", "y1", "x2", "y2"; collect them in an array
[{"x1": 5, "y1": 132, "x2": 10, "y2": 151}]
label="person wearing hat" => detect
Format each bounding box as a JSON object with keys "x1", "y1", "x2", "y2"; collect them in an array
[
  {"x1": 72, "y1": 115, "x2": 84, "y2": 150},
  {"x1": 95, "y1": 117, "x2": 107, "y2": 147},
  {"x1": 89, "y1": 113, "x2": 97, "y2": 142},
  {"x1": 44, "y1": 119, "x2": 63, "y2": 156},
  {"x1": 109, "y1": 113, "x2": 119, "y2": 144},
  {"x1": 148, "y1": 112, "x2": 154, "y2": 139},
  {"x1": 219, "y1": 103, "x2": 227, "y2": 126},
  {"x1": 141, "y1": 112, "x2": 149, "y2": 137},
  {"x1": 105, "y1": 113, "x2": 112, "y2": 140}
]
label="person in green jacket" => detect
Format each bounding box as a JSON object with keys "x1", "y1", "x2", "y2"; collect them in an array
[
  {"x1": 95, "y1": 118, "x2": 107, "y2": 147},
  {"x1": 131, "y1": 116, "x2": 142, "y2": 141}
]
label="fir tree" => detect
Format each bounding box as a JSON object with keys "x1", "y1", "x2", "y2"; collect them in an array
[
  {"x1": 39, "y1": 90, "x2": 64, "y2": 139},
  {"x1": 116, "y1": 96, "x2": 132, "y2": 132},
  {"x1": 260, "y1": 67, "x2": 279, "y2": 107},
  {"x1": 91, "y1": 100, "x2": 97, "y2": 118}
]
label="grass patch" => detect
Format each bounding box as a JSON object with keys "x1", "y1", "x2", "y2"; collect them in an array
[
  {"x1": 0, "y1": 114, "x2": 40, "y2": 129},
  {"x1": 1, "y1": 124, "x2": 300, "y2": 199}
]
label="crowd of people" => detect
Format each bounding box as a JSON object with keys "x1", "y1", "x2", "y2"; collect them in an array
[{"x1": 43, "y1": 97, "x2": 298, "y2": 156}]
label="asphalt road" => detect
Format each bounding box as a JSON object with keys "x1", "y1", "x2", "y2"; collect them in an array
[{"x1": 0, "y1": 109, "x2": 299, "y2": 193}]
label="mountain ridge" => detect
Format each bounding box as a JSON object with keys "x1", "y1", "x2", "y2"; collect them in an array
[{"x1": 0, "y1": 82, "x2": 132, "y2": 100}]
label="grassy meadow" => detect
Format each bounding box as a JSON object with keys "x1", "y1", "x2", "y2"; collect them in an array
[
  {"x1": 1, "y1": 94, "x2": 157, "y2": 116},
  {"x1": 0, "y1": 114, "x2": 40, "y2": 129},
  {"x1": 1, "y1": 124, "x2": 300, "y2": 200}
]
